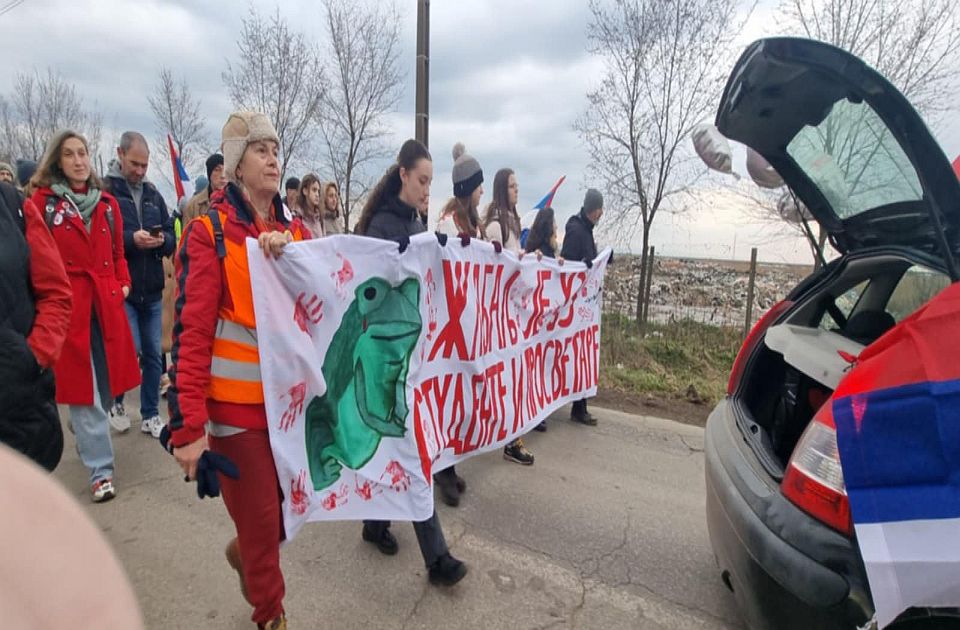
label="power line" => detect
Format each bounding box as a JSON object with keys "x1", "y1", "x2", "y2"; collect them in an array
[{"x1": 0, "y1": 0, "x2": 25, "y2": 17}]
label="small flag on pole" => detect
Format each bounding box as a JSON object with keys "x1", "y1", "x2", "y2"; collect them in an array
[{"x1": 167, "y1": 133, "x2": 190, "y2": 202}]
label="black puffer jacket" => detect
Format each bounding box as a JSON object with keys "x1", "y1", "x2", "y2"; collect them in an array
[
  {"x1": 560, "y1": 211, "x2": 598, "y2": 263},
  {"x1": 0, "y1": 329, "x2": 61, "y2": 470},
  {"x1": 363, "y1": 194, "x2": 425, "y2": 243},
  {"x1": 0, "y1": 187, "x2": 62, "y2": 471}
]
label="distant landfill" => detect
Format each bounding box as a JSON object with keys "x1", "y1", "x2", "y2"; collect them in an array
[{"x1": 603, "y1": 255, "x2": 811, "y2": 328}]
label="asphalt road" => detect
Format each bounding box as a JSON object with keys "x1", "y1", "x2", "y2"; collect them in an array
[{"x1": 53, "y1": 394, "x2": 745, "y2": 630}]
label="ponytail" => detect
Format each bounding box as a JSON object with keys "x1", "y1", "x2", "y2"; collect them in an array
[{"x1": 355, "y1": 139, "x2": 431, "y2": 236}]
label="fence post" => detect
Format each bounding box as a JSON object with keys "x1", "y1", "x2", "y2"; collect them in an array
[
  {"x1": 743, "y1": 247, "x2": 758, "y2": 340},
  {"x1": 641, "y1": 246, "x2": 655, "y2": 325}
]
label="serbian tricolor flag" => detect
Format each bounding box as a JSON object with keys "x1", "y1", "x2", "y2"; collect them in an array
[
  {"x1": 831, "y1": 281, "x2": 960, "y2": 627},
  {"x1": 167, "y1": 133, "x2": 190, "y2": 201},
  {"x1": 520, "y1": 176, "x2": 565, "y2": 247}
]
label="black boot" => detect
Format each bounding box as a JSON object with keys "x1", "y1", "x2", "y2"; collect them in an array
[
  {"x1": 362, "y1": 522, "x2": 398, "y2": 555},
  {"x1": 428, "y1": 553, "x2": 468, "y2": 586},
  {"x1": 571, "y1": 400, "x2": 597, "y2": 426}
]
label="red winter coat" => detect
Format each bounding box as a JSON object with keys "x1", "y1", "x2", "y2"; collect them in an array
[{"x1": 30, "y1": 186, "x2": 140, "y2": 405}]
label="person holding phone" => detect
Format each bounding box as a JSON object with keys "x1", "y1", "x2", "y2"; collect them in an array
[{"x1": 105, "y1": 132, "x2": 175, "y2": 439}]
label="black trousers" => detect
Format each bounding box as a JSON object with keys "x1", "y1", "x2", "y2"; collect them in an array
[
  {"x1": 363, "y1": 509, "x2": 449, "y2": 567},
  {"x1": 572, "y1": 398, "x2": 590, "y2": 415}
]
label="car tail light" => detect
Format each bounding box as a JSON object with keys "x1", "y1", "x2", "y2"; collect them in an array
[
  {"x1": 727, "y1": 299, "x2": 794, "y2": 395},
  {"x1": 781, "y1": 406, "x2": 853, "y2": 536}
]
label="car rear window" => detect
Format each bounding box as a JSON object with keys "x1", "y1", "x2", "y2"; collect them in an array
[
  {"x1": 786, "y1": 99, "x2": 923, "y2": 220},
  {"x1": 886, "y1": 265, "x2": 951, "y2": 322},
  {"x1": 820, "y1": 280, "x2": 869, "y2": 331}
]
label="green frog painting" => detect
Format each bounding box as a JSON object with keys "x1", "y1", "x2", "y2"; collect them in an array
[{"x1": 305, "y1": 277, "x2": 422, "y2": 491}]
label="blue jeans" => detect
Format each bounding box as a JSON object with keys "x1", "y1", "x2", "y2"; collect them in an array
[
  {"x1": 116, "y1": 299, "x2": 163, "y2": 418},
  {"x1": 70, "y1": 354, "x2": 115, "y2": 484}
]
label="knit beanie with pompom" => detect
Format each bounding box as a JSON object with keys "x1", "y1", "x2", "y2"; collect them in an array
[{"x1": 451, "y1": 142, "x2": 483, "y2": 198}]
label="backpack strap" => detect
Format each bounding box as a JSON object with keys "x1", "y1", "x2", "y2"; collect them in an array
[{"x1": 206, "y1": 208, "x2": 227, "y2": 260}]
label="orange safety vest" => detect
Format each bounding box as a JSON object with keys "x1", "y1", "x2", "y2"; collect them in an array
[{"x1": 196, "y1": 207, "x2": 305, "y2": 405}]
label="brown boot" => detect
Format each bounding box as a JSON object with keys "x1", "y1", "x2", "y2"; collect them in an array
[
  {"x1": 258, "y1": 614, "x2": 286, "y2": 629},
  {"x1": 225, "y1": 537, "x2": 251, "y2": 605}
]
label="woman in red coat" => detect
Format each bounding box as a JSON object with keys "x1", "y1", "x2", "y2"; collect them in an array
[{"x1": 29, "y1": 129, "x2": 140, "y2": 502}]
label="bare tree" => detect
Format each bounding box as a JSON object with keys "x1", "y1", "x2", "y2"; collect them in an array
[
  {"x1": 318, "y1": 0, "x2": 403, "y2": 232},
  {"x1": 783, "y1": 0, "x2": 960, "y2": 117},
  {"x1": 576, "y1": 0, "x2": 749, "y2": 328},
  {"x1": 222, "y1": 7, "x2": 325, "y2": 182},
  {"x1": 0, "y1": 68, "x2": 103, "y2": 162},
  {"x1": 734, "y1": 183, "x2": 830, "y2": 267},
  {"x1": 743, "y1": 1, "x2": 960, "y2": 265},
  {"x1": 148, "y1": 67, "x2": 207, "y2": 180}
]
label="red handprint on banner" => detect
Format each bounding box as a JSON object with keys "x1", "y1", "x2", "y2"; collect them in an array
[
  {"x1": 279, "y1": 382, "x2": 307, "y2": 432},
  {"x1": 294, "y1": 292, "x2": 323, "y2": 335},
  {"x1": 424, "y1": 268, "x2": 438, "y2": 340},
  {"x1": 355, "y1": 476, "x2": 383, "y2": 501},
  {"x1": 290, "y1": 470, "x2": 310, "y2": 515},
  {"x1": 331, "y1": 254, "x2": 355, "y2": 298},
  {"x1": 320, "y1": 483, "x2": 350, "y2": 511},
  {"x1": 380, "y1": 460, "x2": 411, "y2": 493}
]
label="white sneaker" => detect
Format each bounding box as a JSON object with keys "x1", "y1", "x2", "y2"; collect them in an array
[
  {"x1": 109, "y1": 402, "x2": 131, "y2": 433},
  {"x1": 144, "y1": 415, "x2": 165, "y2": 439},
  {"x1": 91, "y1": 478, "x2": 116, "y2": 503}
]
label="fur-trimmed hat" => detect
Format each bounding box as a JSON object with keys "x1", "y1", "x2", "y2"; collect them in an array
[
  {"x1": 221, "y1": 111, "x2": 280, "y2": 183},
  {"x1": 451, "y1": 142, "x2": 483, "y2": 198}
]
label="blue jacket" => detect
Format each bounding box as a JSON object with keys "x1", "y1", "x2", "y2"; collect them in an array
[{"x1": 105, "y1": 174, "x2": 176, "y2": 304}]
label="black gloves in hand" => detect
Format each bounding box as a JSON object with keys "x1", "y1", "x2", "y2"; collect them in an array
[
  {"x1": 159, "y1": 425, "x2": 240, "y2": 499},
  {"x1": 194, "y1": 450, "x2": 240, "y2": 499}
]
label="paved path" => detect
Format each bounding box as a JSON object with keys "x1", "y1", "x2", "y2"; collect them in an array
[{"x1": 54, "y1": 396, "x2": 744, "y2": 629}]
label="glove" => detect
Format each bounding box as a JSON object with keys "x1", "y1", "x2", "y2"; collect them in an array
[
  {"x1": 158, "y1": 425, "x2": 239, "y2": 499},
  {"x1": 195, "y1": 450, "x2": 240, "y2": 499}
]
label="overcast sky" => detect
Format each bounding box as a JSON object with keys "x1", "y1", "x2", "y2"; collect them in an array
[{"x1": 3, "y1": 0, "x2": 958, "y2": 264}]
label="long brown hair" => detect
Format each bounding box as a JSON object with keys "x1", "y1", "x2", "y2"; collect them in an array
[
  {"x1": 31, "y1": 129, "x2": 102, "y2": 190},
  {"x1": 524, "y1": 206, "x2": 557, "y2": 254},
  {"x1": 440, "y1": 195, "x2": 485, "y2": 238},
  {"x1": 483, "y1": 168, "x2": 519, "y2": 241},
  {"x1": 298, "y1": 173, "x2": 322, "y2": 218},
  {"x1": 356, "y1": 139, "x2": 431, "y2": 235}
]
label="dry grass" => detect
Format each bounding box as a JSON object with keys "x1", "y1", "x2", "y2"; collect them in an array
[{"x1": 599, "y1": 313, "x2": 742, "y2": 406}]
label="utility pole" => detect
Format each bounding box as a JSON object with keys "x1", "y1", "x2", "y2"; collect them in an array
[{"x1": 415, "y1": 0, "x2": 430, "y2": 148}]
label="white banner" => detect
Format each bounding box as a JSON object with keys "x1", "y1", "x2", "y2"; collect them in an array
[{"x1": 248, "y1": 233, "x2": 609, "y2": 541}]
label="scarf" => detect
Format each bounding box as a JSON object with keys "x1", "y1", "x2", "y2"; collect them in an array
[{"x1": 51, "y1": 181, "x2": 102, "y2": 225}]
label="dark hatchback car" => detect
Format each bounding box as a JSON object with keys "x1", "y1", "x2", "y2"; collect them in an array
[{"x1": 704, "y1": 38, "x2": 960, "y2": 629}]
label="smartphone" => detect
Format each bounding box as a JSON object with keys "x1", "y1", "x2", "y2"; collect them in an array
[{"x1": 148, "y1": 225, "x2": 163, "y2": 237}]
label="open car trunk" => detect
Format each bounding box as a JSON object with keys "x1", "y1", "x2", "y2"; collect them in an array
[{"x1": 734, "y1": 250, "x2": 951, "y2": 472}]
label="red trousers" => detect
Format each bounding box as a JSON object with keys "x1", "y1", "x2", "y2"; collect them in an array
[{"x1": 209, "y1": 430, "x2": 285, "y2": 624}]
